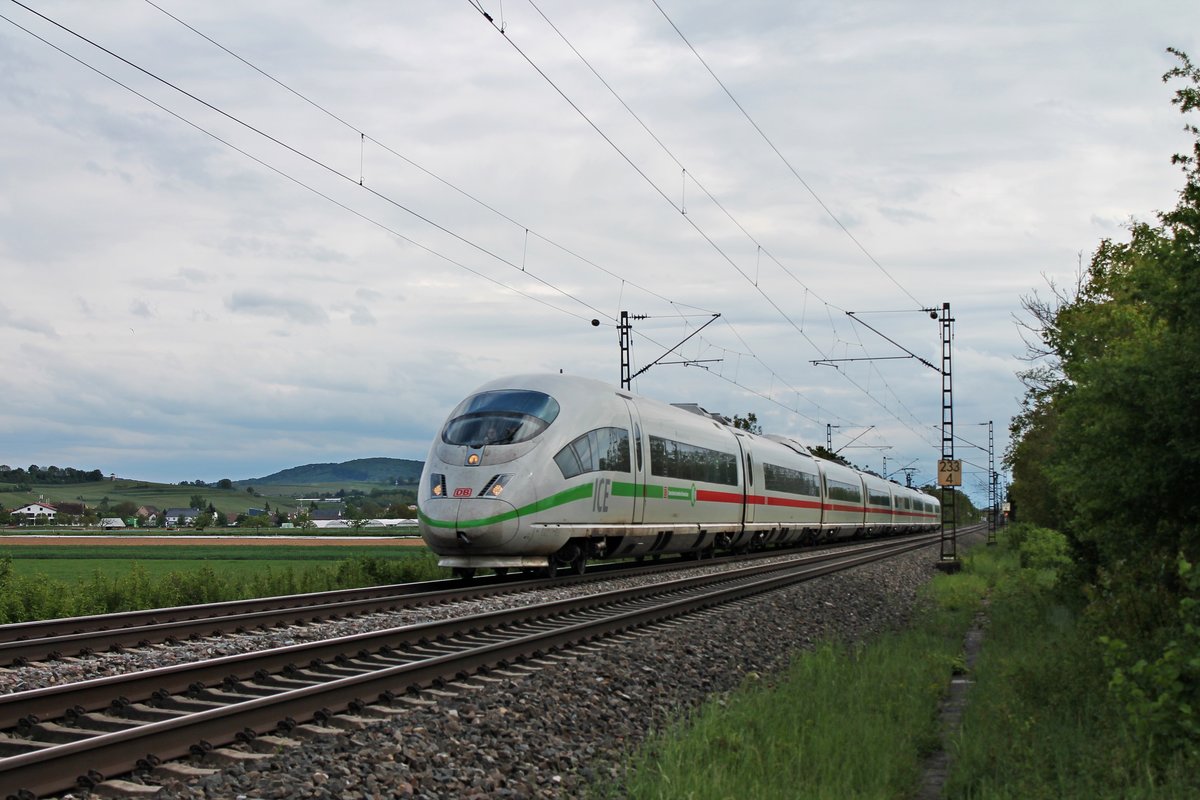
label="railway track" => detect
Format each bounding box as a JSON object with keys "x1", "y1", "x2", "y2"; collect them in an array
[
  {"x1": 0, "y1": 533, "x2": 938, "y2": 666},
  {"x1": 0, "y1": 532, "x2": 943, "y2": 798}
]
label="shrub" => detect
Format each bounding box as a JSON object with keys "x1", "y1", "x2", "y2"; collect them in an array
[{"x1": 1102, "y1": 558, "x2": 1200, "y2": 761}]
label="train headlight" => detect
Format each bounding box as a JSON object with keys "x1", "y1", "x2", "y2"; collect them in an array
[
  {"x1": 430, "y1": 473, "x2": 447, "y2": 497},
  {"x1": 481, "y1": 474, "x2": 512, "y2": 497},
  {"x1": 466, "y1": 451, "x2": 481, "y2": 466}
]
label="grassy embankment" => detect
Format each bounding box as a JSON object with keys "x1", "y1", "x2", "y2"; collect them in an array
[
  {"x1": 605, "y1": 526, "x2": 1199, "y2": 799},
  {"x1": 0, "y1": 544, "x2": 445, "y2": 623}
]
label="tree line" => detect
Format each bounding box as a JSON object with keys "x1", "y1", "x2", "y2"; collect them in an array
[
  {"x1": 1007, "y1": 48, "x2": 1199, "y2": 760},
  {"x1": 0, "y1": 465, "x2": 104, "y2": 485}
]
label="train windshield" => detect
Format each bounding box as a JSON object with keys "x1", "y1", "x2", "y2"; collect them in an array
[{"x1": 441, "y1": 390, "x2": 561, "y2": 447}]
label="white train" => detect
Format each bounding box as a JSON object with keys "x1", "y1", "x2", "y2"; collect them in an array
[{"x1": 418, "y1": 374, "x2": 940, "y2": 577}]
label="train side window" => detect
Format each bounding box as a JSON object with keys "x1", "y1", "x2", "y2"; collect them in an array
[
  {"x1": 647, "y1": 435, "x2": 738, "y2": 486},
  {"x1": 763, "y1": 463, "x2": 819, "y2": 496},
  {"x1": 826, "y1": 478, "x2": 862, "y2": 503},
  {"x1": 554, "y1": 427, "x2": 631, "y2": 479}
]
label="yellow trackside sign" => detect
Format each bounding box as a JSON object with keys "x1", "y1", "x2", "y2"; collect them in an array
[{"x1": 938, "y1": 459, "x2": 962, "y2": 487}]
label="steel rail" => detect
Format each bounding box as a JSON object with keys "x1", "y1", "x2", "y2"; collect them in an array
[
  {"x1": 0, "y1": 534, "x2": 941, "y2": 729},
  {"x1": 0, "y1": 533, "x2": 943, "y2": 665},
  {"x1": 0, "y1": 534, "x2": 943, "y2": 798}
]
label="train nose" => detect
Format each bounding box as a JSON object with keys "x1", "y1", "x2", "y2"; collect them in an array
[
  {"x1": 453, "y1": 497, "x2": 520, "y2": 548},
  {"x1": 420, "y1": 498, "x2": 521, "y2": 554}
]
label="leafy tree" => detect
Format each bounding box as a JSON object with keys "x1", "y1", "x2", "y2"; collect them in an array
[
  {"x1": 809, "y1": 445, "x2": 850, "y2": 466},
  {"x1": 242, "y1": 513, "x2": 272, "y2": 532},
  {"x1": 217, "y1": 478, "x2": 233, "y2": 490},
  {"x1": 383, "y1": 502, "x2": 417, "y2": 519},
  {"x1": 1009, "y1": 48, "x2": 1200, "y2": 587},
  {"x1": 731, "y1": 412, "x2": 763, "y2": 434},
  {"x1": 188, "y1": 494, "x2": 207, "y2": 511},
  {"x1": 111, "y1": 501, "x2": 138, "y2": 518}
]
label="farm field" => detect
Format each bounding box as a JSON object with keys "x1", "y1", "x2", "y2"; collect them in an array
[
  {"x1": 0, "y1": 478, "x2": 418, "y2": 519},
  {"x1": 0, "y1": 540, "x2": 431, "y2": 582}
]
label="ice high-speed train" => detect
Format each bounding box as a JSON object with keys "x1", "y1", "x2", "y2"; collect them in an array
[{"x1": 418, "y1": 374, "x2": 940, "y2": 577}]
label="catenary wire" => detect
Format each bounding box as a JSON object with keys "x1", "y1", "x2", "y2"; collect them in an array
[
  {"x1": 648, "y1": 0, "x2": 925, "y2": 309},
  {"x1": 474, "y1": 2, "x2": 941, "y2": 451},
  {"x1": 7, "y1": 0, "x2": 610, "y2": 324},
  {"x1": 136, "y1": 0, "x2": 876, "y2": 432}
]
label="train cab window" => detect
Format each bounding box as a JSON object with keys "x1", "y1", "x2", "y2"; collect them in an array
[
  {"x1": 441, "y1": 390, "x2": 560, "y2": 447},
  {"x1": 554, "y1": 427, "x2": 631, "y2": 479}
]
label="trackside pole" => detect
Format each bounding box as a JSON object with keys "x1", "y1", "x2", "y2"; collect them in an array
[{"x1": 936, "y1": 302, "x2": 961, "y2": 573}]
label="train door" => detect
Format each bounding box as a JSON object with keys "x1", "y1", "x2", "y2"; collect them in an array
[
  {"x1": 623, "y1": 399, "x2": 646, "y2": 525},
  {"x1": 733, "y1": 433, "x2": 754, "y2": 525}
]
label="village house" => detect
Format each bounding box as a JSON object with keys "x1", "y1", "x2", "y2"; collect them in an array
[
  {"x1": 163, "y1": 507, "x2": 201, "y2": 527},
  {"x1": 137, "y1": 505, "x2": 160, "y2": 526},
  {"x1": 9, "y1": 502, "x2": 57, "y2": 525}
]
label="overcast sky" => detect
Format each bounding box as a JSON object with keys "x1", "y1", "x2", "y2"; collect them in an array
[{"x1": 2, "y1": 1, "x2": 1197, "y2": 504}]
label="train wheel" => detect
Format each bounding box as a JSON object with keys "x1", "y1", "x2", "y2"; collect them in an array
[
  {"x1": 569, "y1": 552, "x2": 586, "y2": 575},
  {"x1": 453, "y1": 567, "x2": 476, "y2": 580},
  {"x1": 544, "y1": 559, "x2": 558, "y2": 579}
]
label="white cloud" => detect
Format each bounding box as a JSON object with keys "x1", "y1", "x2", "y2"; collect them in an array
[{"x1": 1, "y1": 0, "x2": 1196, "y2": 505}]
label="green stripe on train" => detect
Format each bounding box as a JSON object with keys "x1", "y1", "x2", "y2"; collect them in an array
[
  {"x1": 420, "y1": 478, "x2": 706, "y2": 531},
  {"x1": 420, "y1": 481, "x2": 595, "y2": 529}
]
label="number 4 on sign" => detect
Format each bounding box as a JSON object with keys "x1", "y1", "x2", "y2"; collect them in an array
[{"x1": 938, "y1": 459, "x2": 962, "y2": 487}]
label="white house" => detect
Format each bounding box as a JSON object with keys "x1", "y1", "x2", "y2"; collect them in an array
[
  {"x1": 163, "y1": 507, "x2": 201, "y2": 527},
  {"x1": 100, "y1": 518, "x2": 126, "y2": 529},
  {"x1": 10, "y1": 502, "x2": 57, "y2": 525}
]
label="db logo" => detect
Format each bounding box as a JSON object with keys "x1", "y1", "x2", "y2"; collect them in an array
[{"x1": 453, "y1": 487, "x2": 472, "y2": 498}]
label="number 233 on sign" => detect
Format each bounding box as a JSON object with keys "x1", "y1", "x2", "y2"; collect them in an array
[{"x1": 937, "y1": 459, "x2": 962, "y2": 487}]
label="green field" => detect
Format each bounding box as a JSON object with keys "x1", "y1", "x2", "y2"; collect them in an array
[
  {"x1": 0, "y1": 543, "x2": 430, "y2": 582},
  {"x1": 0, "y1": 542, "x2": 445, "y2": 622},
  {"x1": 0, "y1": 477, "x2": 418, "y2": 524},
  {"x1": 0, "y1": 479, "x2": 309, "y2": 518}
]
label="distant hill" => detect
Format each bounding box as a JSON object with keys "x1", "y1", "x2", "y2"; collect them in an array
[{"x1": 237, "y1": 457, "x2": 424, "y2": 486}]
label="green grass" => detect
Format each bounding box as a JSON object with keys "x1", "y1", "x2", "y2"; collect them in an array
[
  {"x1": 2, "y1": 478, "x2": 418, "y2": 526},
  {"x1": 0, "y1": 478, "x2": 309, "y2": 517},
  {"x1": 944, "y1": 568, "x2": 1200, "y2": 798},
  {"x1": 0, "y1": 545, "x2": 446, "y2": 623},
  {"x1": 0, "y1": 544, "x2": 431, "y2": 582},
  {"x1": 603, "y1": 563, "x2": 987, "y2": 799},
  {"x1": 602, "y1": 530, "x2": 1200, "y2": 799}
]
